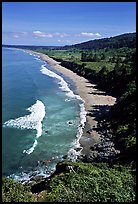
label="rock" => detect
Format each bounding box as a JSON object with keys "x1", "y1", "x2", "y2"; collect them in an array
[
  {"x1": 42, "y1": 160, "x2": 51, "y2": 165},
  {"x1": 30, "y1": 176, "x2": 45, "y2": 183},
  {"x1": 90, "y1": 146, "x2": 95, "y2": 151},
  {"x1": 74, "y1": 147, "x2": 82, "y2": 152},
  {"x1": 86, "y1": 130, "x2": 91, "y2": 134},
  {"x1": 105, "y1": 138, "x2": 110, "y2": 141},
  {"x1": 30, "y1": 172, "x2": 37, "y2": 177},
  {"x1": 62, "y1": 154, "x2": 68, "y2": 159},
  {"x1": 55, "y1": 162, "x2": 76, "y2": 174},
  {"x1": 68, "y1": 121, "x2": 73, "y2": 125},
  {"x1": 66, "y1": 165, "x2": 76, "y2": 173}
]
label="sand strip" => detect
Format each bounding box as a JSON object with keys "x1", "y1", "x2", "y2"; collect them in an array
[{"x1": 27, "y1": 50, "x2": 116, "y2": 156}]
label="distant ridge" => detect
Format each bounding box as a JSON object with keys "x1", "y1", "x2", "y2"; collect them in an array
[
  {"x1": 63, "y1": 32, "x2": 136, "y2": 50},
  {"x1": 2, "y1": 32, "x2": 136, "y2": 50},
  {"x1": 2, "y1": 45, "x2": 60, "y2": 50}
]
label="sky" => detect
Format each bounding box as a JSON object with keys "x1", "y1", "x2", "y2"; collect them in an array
[{"x1": 2, "y1": 2, "x2": 136, "y2": 46}]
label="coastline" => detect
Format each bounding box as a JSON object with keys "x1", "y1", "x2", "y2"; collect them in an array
[{"x1": 26, "y1": 50, "x2": 116, "y2": 157}]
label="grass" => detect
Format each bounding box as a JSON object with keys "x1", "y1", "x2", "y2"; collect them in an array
[
  {"x1": 84, "y1": 61, "x2": 115, "y2": 72},
  {"x1": 39, "y1": 49, "x2": 115, "y2": 73}
]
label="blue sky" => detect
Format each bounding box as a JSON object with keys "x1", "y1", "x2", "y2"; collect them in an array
[{"x1": 2, "y1": 2, "x2": 136, "y2": 46}]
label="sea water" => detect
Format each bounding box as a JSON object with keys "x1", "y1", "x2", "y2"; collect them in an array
[{"x1": 2, "y1": 48, "x2": 86, "y2": 182}]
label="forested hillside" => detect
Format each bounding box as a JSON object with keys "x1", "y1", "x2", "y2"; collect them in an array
[
  {"x1": 2, "y1": 32, "x2": 136, "y2": 202},
  {"x1": 28, "y1": 33, "x2": 136, "y2": 166},
  {"x1": 63, "y1": 32, "x2": 136, "y2": 50}
]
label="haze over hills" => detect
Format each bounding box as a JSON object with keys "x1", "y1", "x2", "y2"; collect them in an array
[{"x1": 2, "y1": 32, "x2": 136, "y2": 50}]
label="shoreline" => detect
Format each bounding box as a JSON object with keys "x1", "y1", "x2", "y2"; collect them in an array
[{"x1": 26, "y1": 49, "x2": 116, "y2": 157}]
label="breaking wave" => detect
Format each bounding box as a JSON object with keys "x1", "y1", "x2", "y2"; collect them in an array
[
  {"x1": 40, "y1": 63, "x2": 87, "y2": 161},
  {"x1": 3, "y1": 100, "x2": 46, "y2": 154}
]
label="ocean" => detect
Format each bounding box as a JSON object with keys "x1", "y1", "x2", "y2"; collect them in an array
[{"x1": 2, "y1": 48, "x2": 86, "y2": 182}]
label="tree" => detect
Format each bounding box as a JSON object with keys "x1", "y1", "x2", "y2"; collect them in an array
[
  {"x1": 81, "y1": 52, "x2": 87, "y2": 61},
  {"x1": 101, "y1": 53, "x2": 105, "y2": 60}
]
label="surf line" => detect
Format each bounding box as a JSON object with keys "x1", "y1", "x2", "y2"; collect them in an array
[
  {"x1": 3, "y1": 100, "x2": 46, "y2": 154},
  {"x1": 40, "y1": 63, "x2": 87, "y2": 161}
]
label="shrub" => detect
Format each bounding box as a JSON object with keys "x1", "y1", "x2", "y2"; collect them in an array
[
  {"x1": 38, "y1": 161, "x2": 136, "y2": 202},
  {"x1": 2, "y1": 177, "x2": 34, "y2": 202}
]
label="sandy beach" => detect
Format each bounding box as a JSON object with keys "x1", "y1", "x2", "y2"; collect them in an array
[{"x1": 28, "y1": 50, "x2": 116, "y2": 156}]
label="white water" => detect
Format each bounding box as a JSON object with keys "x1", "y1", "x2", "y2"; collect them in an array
[
  {"x1": 40, "y1": 63, "x2": 87, "y2": 161},
  {"x1": 3, "y1": 49, "x2": 87, "y2": 182},
  {"x1": 3, "y1": 100, "x2": 46, "y2": 154}
]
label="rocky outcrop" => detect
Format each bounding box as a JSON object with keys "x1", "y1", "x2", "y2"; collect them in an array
[{"x1": 79, "y1": 133, "x2": 120, "y2": 163}]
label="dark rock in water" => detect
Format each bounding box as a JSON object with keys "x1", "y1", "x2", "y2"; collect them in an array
[
  {"x1": 63, "y1": 155, "x2": 68, "y2": 159},
  {"x1": 75, "y1": 147, "x2": 82, "y2": 152},
  {"x1": 68, "y1": 121, "x2": 73, "y2": 125},
  {"x1": 42, "y1": 160, "x2": 51, "y2": 165},
  {"x1": 45, "y1": 130, "x2": 48, "y2": 134},
  {"x1": 30, "y1": 172, "x2": 37, "y2": 177}
]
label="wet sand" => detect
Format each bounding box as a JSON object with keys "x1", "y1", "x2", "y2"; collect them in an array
[{"x1": 27, "y1": 50, "x2": 116, "y2": 156}]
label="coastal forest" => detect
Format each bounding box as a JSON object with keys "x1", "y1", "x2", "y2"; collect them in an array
[{"x1": 2, "y1": 32, "x2": 136, "y2": 202}]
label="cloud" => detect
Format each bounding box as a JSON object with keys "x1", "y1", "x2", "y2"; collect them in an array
[
  {"x1": 57, "y1": 39, "x2": 71, "y2": 44},
  {"x1": 13, "y1": 35, "x2": 19, "y2": 38},
  {"x1": 3, "y1": 31, "x2": 70, "y2": 39},
  {"x1": 54, "y1": 32, "x2": 70, "y2": 38},
  {"x1": 95, "y1": 33, "x2": 101, "y2": 36},
  {"x1": 33, "y1": 31, "x2": 52, "y2": 38},
  {"x1": 33, "y1": 31, "x2": 70, "y2": 38},
  {"x1": 77, "y1": 32, "x2": 101, "y2": 37},
  {"x1": 3, "y1": 31, "x2": 29, "y2": 39}
]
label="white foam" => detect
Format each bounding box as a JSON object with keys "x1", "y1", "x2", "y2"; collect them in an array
[
  {"x1": 40, "y1": 64, "x2": 87, "y2": 161},
  {"x1": 3, "y1": 100, "x2": 46, "y2": 154},
  {"x1": 23, "y1": 50, "x2": 40, "y2": 59},
  {"x1": 22, "y1": 49, "x2": 86, "y2": 161},
  {"x1": 79, "y1": 103, "x2": 87, "y2": 128},
  {"x1": 35, "y1": 57, "x2": 41, "y2": 61},
  {"x1": 9, "y1": 160, "x2": 55, "y2": 183},
  {"x1": 23, "y1": 139, "x2": 38, "y2": 154},
  {"x1": 40, "y1": 64, "x2": 81, "y2": 99},
  {"x1": 65, "y1": 98, "x2": 70, "y2": 102},
  {"x1": 67, "y1": 102, "x2": 87, "y2": 162},
  {"x1": 4, "y1": 47, "x2": 16, "y2": 50}
]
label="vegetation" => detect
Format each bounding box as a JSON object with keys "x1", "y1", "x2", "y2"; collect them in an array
[
  {"x1": 30, "y1": 41, "x2": 135, "y2": 166},
  {"x1": 2, "y1": 161, "x2": 136, "y2": 202},
  {"x1": 38, "y1": 161, "x2": 135, "y2": 202},
  {"x1": 64, "y1": 32, "x2": 136, "y2": 50},
  {"x1": 2, "y1": 177, "x2": 34, "y2": 202},
  {"x1": 2, "y1": 32, "x2": 136, "y2": 202}
]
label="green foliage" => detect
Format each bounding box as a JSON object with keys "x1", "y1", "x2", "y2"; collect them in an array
[
  {"x1": 2, "y1": 33, "x2": 136, "y2": 202},
  {"x1": 64, "y1": 32, "x2": 136, "y2": 50},
  {"x1": 38, "y1": 161, "x2": 136, "y2": 202},
  {"x1": 110, "y1": 49, "x2": 136, "y2": 152},
  {"x1": 2, "y1": 177, "x2": 34, "y2": 202},
  {"x1": 30, "y1": 46, "x2": 136, "y2": 165}
]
